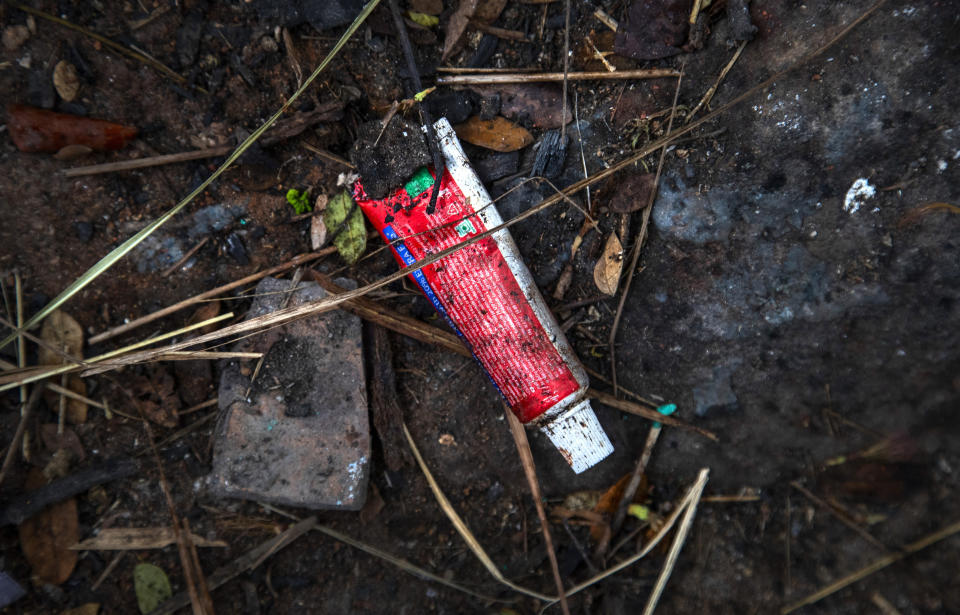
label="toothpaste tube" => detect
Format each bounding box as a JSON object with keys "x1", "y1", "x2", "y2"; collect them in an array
[{"x1": 353, "y1": 118, "x2": 613, "y2": 473}]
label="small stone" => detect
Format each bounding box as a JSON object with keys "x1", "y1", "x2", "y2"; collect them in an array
[
  {"x1": 210, "y1": 277, "x2": 369, "y2": 510},
  {"x1": 224, "y1": 232, "x2": 249, "y2": 265},
  {"x1": 72, "y1": 221, "x2": 93, "y2": 243},
  {"x1": 53, "y1": 60, "x2": 80, "y2": 102},
  {"x1": 2, "y1": 25, "x2": 29, "y2": 51}
]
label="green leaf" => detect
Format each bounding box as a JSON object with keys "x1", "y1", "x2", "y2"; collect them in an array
[
  {"x1": 408, "y1": 11, "x2": 439, "y2": 27},
  {"x1": 323, "y1": 190, "x2": 367, "y2": 265},
  {"x1": 133, "y1": 563, "x2": 171, "y2": 614},
  {"x1": 286, "y1": 188, "x2": 312, "y2": 214}
]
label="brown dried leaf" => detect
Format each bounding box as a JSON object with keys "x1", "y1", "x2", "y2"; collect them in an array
[
  {"x1": 310, "y1": 215, "x2": 328, "y2": 250},
  {"x1": 410, "y1": 0, "x2": 443, "y2": 15},
  {"x1": 53, "y1": 60, "x2": 80, "y2": 102},
  {"x1": 454, "y1": 115, "x2": 533, "y2": 152},
  {"x1": 593, "y1": 232, "x2": 624, "y2": 295},
  {"x1": 38, "y1": 310, "x2": 83, "y2": 365},
  {"x1": 40, "y1": 424, "x2": 85, "y2": 462},
  {"x1": 19, "y1": 469, "x2": 79, "y2": 585},
  {"x1": 614, "y1": 0, "x2": 692, "y2": 61},
  {"x1": 187, "y1": 299, "x2": 221, "y2": 334},
  {"x1": 442, "y1": 0, "x2": 478, "y2": 61},
  {"x1": 474, "y1": 0, "x2": 507, "y2": 24},
  {"x1": 54, "y1": 144, "x2": 94, "y2": 160},
  {"x1": 609, "y1": 173, "x2": 656, "y2": 213},
  {"x1": 473, "y1": 84, "x2": 572, "y2": 129},
  {"x1": 589, "y1": 473, "x2": 648, "y2": 542},
  {"x1": 71, "y1": 527, "x2": 227, "y2": 551},
  {"x1": 359, "y1": 483, "x2": 385, "y2": 525}
]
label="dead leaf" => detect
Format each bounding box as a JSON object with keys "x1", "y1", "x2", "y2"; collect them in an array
[
  {"x1": 71, "y1": 527, "x2": 227, "y2": 551},
  {"x1": 410, "y1": 0, "x2": 443, "y2": 15},
  {"x1": 19, "y1": 469, "x2": 79, "y2": 585},
  {"x1": 2, "y1": 25, "x2": 30, "y2": 51},
  {"x1": 614, "y1": 0, "x2": 692, "y2": 61},
  {"x1": 454, "y1": 116, "x2": 533, "y2": 152},
  {"x1": 39, "y1": 310, "x2": 83, "y2": 365},
  {"x1": 474, "y1": 0, "x2": 507, "y2": 24},
  {"x1": 54, "y1": 144, "x2": 94, "y2": 160},
  {"x1": 589, "y1": 472, "x2": 648, "y2": 542},
  {"x1": 310, "y1": 215, "x2": 328, "y2": 250},
  {"x1": 359, "y1": 483, "x2": 385, "y2": 525},
  {"x1": 62, "y1": 604, "x2": 99, "y2": 615},
  {"x1": 609, "y1": 173, "x2": 656, "y2": 213},
  {"x1": 39, "y1": 311, "x2": 87, "y2": 422},
  {"x1": 442, "y1": 0, "x2": 478, "y2": 61},
  {"x1": 53, "y1": 60, "x2": 80, "y2": 102},
  {"x1": 131, "y1": 367, "x2": 180, "y2": 427},
  {"x1": 593, "y1": 232, "x2": 624, "y2": 295},
  {"x1": 473, "y1": 84, "x2": 572, "y2": 129},
  {"x1": 40, "y1": 424, "x2": 85, "y2": 463},
  {"x1": 187, "y1": 299, "x2": 221, "y2": 335}
]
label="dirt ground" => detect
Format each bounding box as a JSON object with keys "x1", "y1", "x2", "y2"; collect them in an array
[{"x1": 1, "y1": 0, "x2": 959, "y2": 613}]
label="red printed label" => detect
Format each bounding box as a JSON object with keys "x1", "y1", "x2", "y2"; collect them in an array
[{"x1": 354, "y1": 169, "x2": 579, "y2": 422}]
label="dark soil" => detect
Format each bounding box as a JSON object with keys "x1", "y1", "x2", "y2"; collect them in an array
[{"x1": 1, "y1": 1, "x2": 959, "y2": 614}]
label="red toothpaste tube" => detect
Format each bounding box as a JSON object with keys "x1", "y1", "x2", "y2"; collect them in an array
[{"x1": 354, "y1": 118, "x2": 613, "y2": 473}]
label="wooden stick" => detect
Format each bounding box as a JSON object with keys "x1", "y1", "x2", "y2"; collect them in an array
[
  {"x1": 0, "y1": 385, "x2": 43, "y2": 487},
  {"x1": 152, "y1": 517, "x2": 317, "y2": 615},
  {"x1": 589, "y1": 389, "x2": 717, "y2": 440},
  {"x1": 308, "y1": 272, "x2": 716, "y2": 441},
  {"x1": 89, "y1": 250, "x2": 334, "y2": 344},
  {"x1": 436, "y1": 66, "x2": 538, "y2": 73},
  {"x1": 507, "y1": 410, "x2": 570, "y2": 615},
  {"x1": 781, "y1": 519, "x2": 960, "y2": 614},
  {"x1": 437, "y1": 69, "x2": 680, "y2": 85},
  {"x1": 162, "y1": 236, "x2": 210, "y2": 277},
  {"x1": 790, "y1": 481, "x2": 889, "y2": 552},
  {"x1": 65, "y1": 147, "x2": 233, "y2": 178},
  {"x1": 474, "y1": 22, "x2": 529, "y2": 42},
  {"x1": 302, "y1": 143, "x2": 355, "y2": 168},
  {"x1": 403, "y1": 422, "x2": 554, "y2": 602}
]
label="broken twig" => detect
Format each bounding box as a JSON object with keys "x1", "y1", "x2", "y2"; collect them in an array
[
  {"x1": 437, "y1": 69, "x2": 679, "y2": 85},
  {"x1": 507, "y1": 410, "x2": 570, "y2": 615}
]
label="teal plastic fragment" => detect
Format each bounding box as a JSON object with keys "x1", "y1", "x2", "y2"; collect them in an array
[
  {"x1": 404, "y1": 167, "x2": 434, "y2": 199},
  {"x1": 653, "y1": 403, "x2": 677, "y2": 428}
]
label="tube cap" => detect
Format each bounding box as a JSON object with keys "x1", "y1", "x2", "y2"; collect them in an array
[{"x1": 539, "y1": 400, "x2": 614, "y2": 473}]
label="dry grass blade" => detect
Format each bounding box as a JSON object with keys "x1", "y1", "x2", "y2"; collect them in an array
[
  {"x1": 0, "y1": 0, "x2": 382, "y2": 352},
  {"x1": 781, "y1": 519, "x2": 960, "y2": 614},
  {"x1": 436, "y1": 69, "x2": 679, "y2": 85},
  {"x1": 609, "y1": 68, "x2": 682, "y2": 394},
  {"x1": 312, "y1": 524, "x2": 509, "y2": 602},
  {"x1": 540, "y1": 468, "x2": 710, "y2": 612},
  {"x1": 152, "y1": 516, "x2": 317, "y2": 615},
  {"x1": 0, "y1": 313, "x2": 233, "y2": 391},
  {"x1": 90, "y1": 250, "x2": 334, "y2": 344},
  {"x1": 260, "y1": 503, "x2": 507, "y2": 602},
  {"x1": 642, "y1": 468, "x2": 709, "y2": 615},
  {"x1": 506, "y1": 410, "x2": 570, "y2": 615},
  {"x1": 790, "y1": 481, "x2": 888, "y2": 551},
  {"x1": 402, "y1": 422, "x2": 554, "y2": 602}
]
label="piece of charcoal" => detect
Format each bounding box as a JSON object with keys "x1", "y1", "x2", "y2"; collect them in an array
[
  {"x1": 727, "y1": 0, "x2": 757, "y2": 41},
  {"x1": 475, "y1": 151, "x2": 519, "y2": 183},
  {"x1": 531, "y1": 130, "x2": 568, "y2": 180}
]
